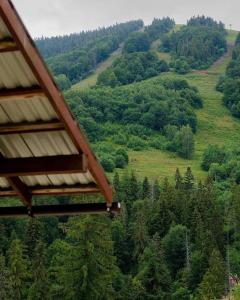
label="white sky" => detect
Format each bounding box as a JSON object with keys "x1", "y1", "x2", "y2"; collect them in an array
[{"x1": 12, "y1": 0, "x2": 240, "y2": 38}]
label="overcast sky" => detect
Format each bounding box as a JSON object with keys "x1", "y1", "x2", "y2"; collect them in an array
[{"x1": 12, "y1": 0, "x2": 240, "y2": 38}]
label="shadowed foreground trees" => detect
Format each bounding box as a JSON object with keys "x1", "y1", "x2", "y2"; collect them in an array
[{"x1": 0, "y1": 168, "x2": 238, "y2": 299}]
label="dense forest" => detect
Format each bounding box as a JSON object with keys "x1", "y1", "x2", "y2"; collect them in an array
[
  {"x1": 65, "y1": 77, "x2": 202, "y2": 171},
  {"x1": 1, "y1": 169, "x2": 239, "y2": 299},
  {"x1": 2, "y1": 14, "x2": 240, "y2": 300},
  {"x1": 217, "y1": 33, "x2": 240, "y2": 117},
  {"x1": 36, "y1": 20, "x2": 143, "y2": 83},
  {"x1": 162, "y1": 16, "x2": 227, "y2": 71}
]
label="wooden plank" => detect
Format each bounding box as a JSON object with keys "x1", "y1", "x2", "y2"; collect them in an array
[
  {"x1": 0, "y1": 154, "x2": 87, "y2": 177},
  {"x1": 31, "y1": 183, "x2": 100, "y2": 196},
  {"x1": 0, "y1": 86, "x2": 44, "y2": 100},
  {"x1": 7, "y1": 177, "x2": 32, "y2": 207},
  {"x1": 0, "y1": 121, "x2": 65, "y2": 134},
  {"x1": 0, "y1": 183, "x2": 100, "y2": 197},
  {"x1": 0, "y1": 37, "x2": 17, "y2": 53},
  {"x1": 0, "y1": 202, "x2": 121, "y2": 218},
  {"x1": 0, "y1": 0, "x2": 113, "y2": 205}
]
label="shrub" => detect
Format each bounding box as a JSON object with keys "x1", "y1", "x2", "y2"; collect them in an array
[
  {"x1": 100, "y1": 157, "x2": 115, "y2": 172},
  {"x1": 201, "y1": 145, "x2": 226, "y2": 171},
  {"x1": 127, "y1": 136, "x2": 146, "y2": 151}
]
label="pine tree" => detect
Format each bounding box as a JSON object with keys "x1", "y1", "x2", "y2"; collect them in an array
[
  {"x1": 142, "y1": 177, "x2": 150, "y2": 199},
  {"x1": 25, "y1": 218, "x2": 42, "y2": 259},
  {"x1": 175, "y1": 168, "x2": 183, "y2": 189},
  {"x1": 184, "y1": 167, "x2": 194, "y2": 190},
  {"x1": 131, "y1": 200, "x2": 150, "y2": 259},
  {"x1": 8, "y1": 239, "x2": 29, "y2": 300},
  {"x1": 153, "y1": 179, "x2": 160, "y2": 201},
  {"x1": 28, "y1": 242, "x2": 49, "y2": 300},
  {"x1": 136, "y1": 234, "x2": 171, "y2": 299},
  {"x1": 57, "y1": 216, "x2": 118, "y2": 300},
  {"x1": 197, "y1": 249, "x2": 226, "y2": 299},
  {"x1": 0, "y1": 254, "x2": 10, "y2": 300}
]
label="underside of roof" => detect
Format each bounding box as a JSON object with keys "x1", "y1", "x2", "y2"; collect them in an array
[{"x1": 0, "y1": 0, "x2": 114, "y2": 216}]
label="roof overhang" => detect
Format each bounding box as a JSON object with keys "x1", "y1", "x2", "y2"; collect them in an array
[{"x1": 0, "y1": 0, "x2": 116, "y2": 216}]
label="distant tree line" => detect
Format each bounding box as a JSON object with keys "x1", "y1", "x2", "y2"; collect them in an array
[
  {"x1": 36, "y1": 20, "x2": 144, "y2": 84},
  {"x1": 217, "y1": 33, "x2": 240, "y2": 117},
  {"x1": 162, "y1": 16, "x2": 227, "y2": 71}
]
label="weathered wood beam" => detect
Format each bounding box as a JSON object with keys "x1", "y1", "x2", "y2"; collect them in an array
[
  {"x1": 0, "y1": 120, "x2": 65, "y2": 135},
  {"x1": 0, "y1": 86, "x2": 44, "y2": 100},
  {"x1": 31, "y1": 183, "x2": 100, "y2": 196},
  {"x1": 0, "y1": 38, "x2": 17, "y2": 53},
  {"x1": 0, "y1": 183, "x2": 100, "y2": 197},
  {"x1": 0, "y1": 202, "x2": 121, "y2": 218},
  {"x1": 7, "y1": 177, "x2": 32, "y2": 207},
  {"x1": 0, "y1": 155, "x2": 87, "y2": 177}
]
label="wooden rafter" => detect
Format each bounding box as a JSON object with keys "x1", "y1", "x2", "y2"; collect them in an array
[
  {"x1": 0, "y1": 155, "x2": 87, "y2": 177},
  {"x1": 0, "y1": 38, "x2": 17, "y2": 52},
  {"x1": 0, "y1": 202, "x2": 121, "y2": 218},
  {"x1": 0, "y1": 183, "x2": 100, "y2": 197},
  {"x1": 0, "y1": 86, "x2": 44, "y2": 100},
  {"x1": 7, "y1": 177, "x2": 32, "y2": 207},
  {"x1": 0, "y1": 121, "x2": 65, "y2": 134}
]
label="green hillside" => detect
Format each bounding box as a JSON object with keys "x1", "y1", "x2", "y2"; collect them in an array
[
  {"x1": 128, "y1": 30, "x2": 239, "y2": 181},
  {"x1": 70, "y1": 27, "x2": 239, "y2": 182}
]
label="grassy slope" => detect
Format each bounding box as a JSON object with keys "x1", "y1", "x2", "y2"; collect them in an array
[
  {"x1": 72, "y1": 44, "x2": 123, "y2": 90},
  {"x1": 70, "y1": 27, "x2": 240, "y2": 182},
  {"x1": 126, "y1": 29, "x2": 240, "y2": 182}
]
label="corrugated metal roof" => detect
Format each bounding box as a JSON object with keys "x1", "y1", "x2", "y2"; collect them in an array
[
  {"x1": 0, "y1": 0, "x2": 113, "y2": 207},
  {"x1": 0, "y1": 97, "x2": 58, "y2": 124}
]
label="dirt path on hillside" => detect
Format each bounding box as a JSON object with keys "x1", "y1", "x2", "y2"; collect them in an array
[{"x1": 192, "y1": 42, "x2": 234, "y2": 75}]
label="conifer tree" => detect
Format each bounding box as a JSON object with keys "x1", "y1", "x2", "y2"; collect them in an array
[
  {"x1": 196, "y1": 249, "x2": 226, "y2": 299},
  {"x1": 58, "y1": 216, "x2": 118, "y2": 300},
  {"x1": 153, "y1": 179, "x2": 161, "y2": 201},
  {"x1": 28, "y1": 242, "x2": 49, "y2": 300},
  {"x1": 0, "y1": 254, "x2": 10, "y2": 300},
  {"x1": 8, "y1": 238, "x2": 29, "y2": 300},
  {"x1": 25, "y1": 218, "x2": 42, "y2": 259},
  {"x1": 136, "y1": 234, "x2": 171, "y2": 299},
  {"x1": 175, "y1": 168, "x2": 183, "y2": 189},
  {"x1": 184, "y1": 167, "x2": 195, "y2": 190},
  {"x1": 142, "y1": 177, "x2": 150, "y2": 199}
]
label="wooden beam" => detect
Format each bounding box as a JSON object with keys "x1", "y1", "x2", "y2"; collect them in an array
[
  {"x1": 0, "y1": 86, "x2": 44, "y2": 100},
  {"x1": 0, "y1": 38, "x2": 17, "y2": 53},
  {"x1": 0, "y1": 183, "x2": 100, "y2": 197},
  {"x1": 0, "y1": 155, "x2": 87, "y2": 177},
  {"x1": 31, "y1": 184, "x2": 100, "y2": 196},
  {"x1": 0, "y1": 202, "x2": 121, "y2": 218},
  {"x1": 0, "y1": 120, "x2": 65, "y2": 135},
  {"x1": 7, "y1": 177, "x2": 32, "y2": 207}
]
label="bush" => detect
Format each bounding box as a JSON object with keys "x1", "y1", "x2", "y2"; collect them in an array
[
  {"x1": 55, "y1": 74, "x2": 71, "y2": 91},
  {"x1": 174, "y1": 59, "x2": 191, "y2": 74},
  {"x1": 201, "y1": 145, "x2": 226, "y2": 171},
  {"x1": 172, "y1": 125, "x2": 195, "y2": 159},
  {"x1": 116, "y1": 148, "x2": 129, "y2": 164},
  {"x1": 123, "y1": 32, "x2": 151, "y2": 53},
  {"x1": 115, "y1": 155, "x2": 127, "y2": 168},
  {"x1": 100, "y1": 157, "x2": 115, "y2": 172},
  {"x1": 127, "y1": 136, "x2": 146, "y2": 151}
]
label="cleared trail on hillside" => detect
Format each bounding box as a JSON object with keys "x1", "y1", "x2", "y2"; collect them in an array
[
  {"x1": 193, "y1": 42, "x2": 235, "y2": 76},
  {"x1": 127, "y1": 30, "x2": 240, "y2": 181},
  {"x1": 72, "y1": 43, "x2": 124, "y2": 90}
]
